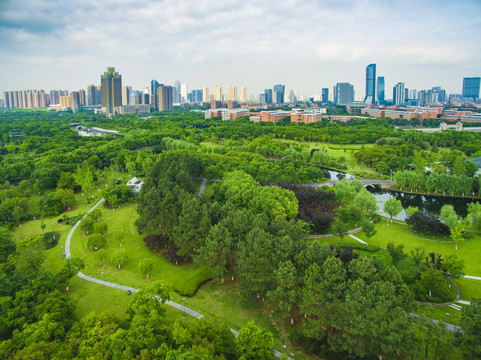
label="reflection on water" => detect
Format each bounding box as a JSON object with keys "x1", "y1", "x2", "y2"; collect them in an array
[
  {"x1": 323, "y1": 168, "x2": 479, "y2": 221},
  {"x1": 371, "y1": 190, "x2": 479, "y2": 221}
]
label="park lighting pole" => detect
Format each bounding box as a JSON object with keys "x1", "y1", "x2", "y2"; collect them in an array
[
  {"x1": 183, "y1": 297, "x2": 186, "y2": 316},
  {"x1": 61, "y1": 245, "x2": 64, "y2": 260},
  {"x1": 283, "y1": 345, "x2": 286, "y2": 354},
  {"x1": 101, "y1": 272, "x2": 104, "y2": 289},
  {"x1": 446, "y1": 312, "x2": 450, "y2": 330}
]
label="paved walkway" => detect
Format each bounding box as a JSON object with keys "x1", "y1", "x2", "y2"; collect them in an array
[
  {"x1": 198, "y1": 178, "x2": 208, "y2": 197},
  {"x1": 64, "y1": 198, "x2": 292, "y2": 359},
  {"x1": 348, "y1": 234, "x2": 368, "y2": 245}
]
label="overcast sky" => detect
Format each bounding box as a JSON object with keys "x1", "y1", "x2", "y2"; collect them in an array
[{"x1": 1, "y1": 0, "x2": 480, "y2": 99}]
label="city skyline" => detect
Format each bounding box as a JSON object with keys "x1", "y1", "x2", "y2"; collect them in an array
[{"x1": 1, "y1": 0, "x2": 480, "y2": 97}]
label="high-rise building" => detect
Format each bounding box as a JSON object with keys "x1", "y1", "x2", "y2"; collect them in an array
[
  {"x1": 174, "y1": 80, "x2": 181, "y2": 103},
  {"x1": 264, "y1": 89, "x2": 273, "y2": 103},
  {"x1": 180, "y1": 83, "x2": 188, "y2": 103},
  {"x1": 259, "y1": 93, "x2": 266, "y2": 103},
  {"x1": 122, "y1": 86, "x2": 132, "y2": 106},
  {"x1": 78, "y1": 89, "x2": 86, "y2": 107},
  {"x1": 393, "y1": 82, "x2": 405, "y2": 106},
  {"x1": 333, "y1": 83, "x2": 354, "y2": 105},
  {"x1": 322, "y1": 88, "x2": 329, "y2": 103},
  {"x1": 214, "y1": 86, "x2": 223, "y2": 101},
  {"x1": 273, "y1": 84, "x2": 285, "y2": 104},
  {"x1": 377, "y1": 77, "x2": 385, "y2": 104},
  {"x1": 203, "y1": 87, "x2": 209, "y2": 103},
  {"x1": 289, "y1": 90, "x2": 296, "y2": 103},
  {"x1": 101, "y1": 67, "x2": 122, "y2": 116},
  {"x1": 86, "y1": 85, "x2": 97, "y2": 106},
  {"x1": 462, "y1": 77, "x2": 480, "y2": 99},
  {"x1": 364, "y1": 64, "x2": 376, "y2": 105},
  {"x1": 240, "y1": 86, "x2": 247, "y2": 102},
  {"x1": 157, "y1": 85, "x2": 173, "y2": 110},
  {"x1": 151, "y1": 80, "x2": 160, "y2": 96},
  {"x1": 228, "y1": 85, "x2": 237, "y2": 101}
]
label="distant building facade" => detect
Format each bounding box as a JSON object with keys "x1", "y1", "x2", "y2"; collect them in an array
[
  {"x1": 101, "y1": 67, "x2": 122, "y2": 117},
  {"x1": 333, "y1": 82, "x2": 354, "y2": 105},
  {"x1": 364, "y1": 64, "x2": 376, "y2": 105},
  {"x1": 462, "y1": 77, "x2": 480, "y2": 99}
]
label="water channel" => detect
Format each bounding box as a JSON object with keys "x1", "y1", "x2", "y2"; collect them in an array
[{"x1": 322, "y1": 168, "x2": 480, "y2": 221}]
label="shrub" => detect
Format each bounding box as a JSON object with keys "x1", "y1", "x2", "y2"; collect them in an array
[
  {"x1": 174, "y1": 266, "x2": 212, "y2": 296},
  {"x1": 406, "y1": 211, "x2": 450, "y2": 236},
  {"x1": 372, "y1": 251, "x2": 393, "y2": 273},
  {"x1": 395, "y1": 256, "x2": 418, "y2": 284}
]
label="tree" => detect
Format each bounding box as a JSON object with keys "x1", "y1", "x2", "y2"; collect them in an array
[
  {"x1": 405, "y1": 206, "x2": 419, "y2": 217},
  {"x1": 266, "y1": 261, "x2": 299, "y2": 324},
  {"x1": 195, "y1": 223, "x2": 232, "y2": 282},
  {"x1": 331, "y1": 218, "x2": 349, "y2": 244},
  {"x1": 138, "y1": 258, "x2": 153, "y2": 278},
  {"x1": 386, "y1": 242, "x2": 405, "y2": 264},
  {"x1": 126, "y1": 282, "x2": 171, "y2": 319},
  {"x1": 93, "y1": 222, "x2": 108, "y2": 235},
  {"x1": 86, "y1": 234, "x2": 106, "y2": 251},
  {"x1": 80, "y1": 217, "x2": 95, "y2": 234},
  {"x1": 440, "y1": 205, "x2": 459, "y2": 230},
  {"x1": 353, "y1": 188, "x2": 378, "y2": 219},
  {"x1": 460, "y1": 298, "x2": 481, "y2": 359},
  {"x1": 0, "y1": 227, "x2": 15, "y2": 262},
  {"x1": 57, "y1": 257, "x2": 85, "y2": 290},
  {"x1": 235, "y1": 321, "x2": 273, "y2": 360},
  {"x1": 383, "y1": 198, "x2": 402, "y2": 223},
  {"x1": 361, "y1": 220, "x2": 377, "y2": 241},
  {"x1": 420, "y1": 267, "x2": 445, "y2": 297},
  {"x1": 411, "y1": 247, "x2": 425, "y2": 273},
  {"x1": 442, "y1": 253, "x2": 465, "y2": 279},
  {"x1": 450, "y1": 225, "x2": 464, "y2": 250},
  {"x1": 95, "y1": 248, "x2": 107, "y2": 266},
  {"x1": 111, "y1": 249, "x2": 128, "y2": 269}
]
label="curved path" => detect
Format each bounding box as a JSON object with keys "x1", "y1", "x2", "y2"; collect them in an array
[{"x1": 65, "y1": 198, "x2": 290, "y2": 359}]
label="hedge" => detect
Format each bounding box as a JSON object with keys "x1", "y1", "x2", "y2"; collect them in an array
[{"x1": 174, "y1": 266, "x2": 212, "y2": 296}]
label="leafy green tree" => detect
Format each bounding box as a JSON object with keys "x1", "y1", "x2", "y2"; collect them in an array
[
  {"x1": 331, "y1": 218, "x2": 349, "y2": 244},
  {"x1": 386, "y1": 242, "x2": 405, "y2": 264},
  {"x1": 383, "y1": 198, "x2": 402, "y2": 223},
  {"x1": 361, "y1": 220, "x2": 377, "y2": 241},
  {"x1": 0, "y1": 227, "x2": 15, "y2": 262},
  {"x1": 138, "y1": 258, "x2": 153, "y2": 278},
  {"x1": 440, "y1": 205, "x2": 459, "y2": 230},
  {"x1": 405, "y1": 206, "x2": 419, "y2": 217},
  {"x1": 352, "y1": 188, "x2": 378, "y2": 219},
  {"x1": 57, "y1": 257, "x2": 85, "y2": 290},
  {"x1": 80, "y1": 217, "x2": 95, "y2": 234},
  {"x1": 86, "y1": 234, "x2": 106, "y2": 251},
  {"x1": 93, "y1": 222, "x2": 108, "y2": 235},
  {"x1": 95, "y1": 248, "x2": 107, "y2": 266},
  {"x1": 411, "y1": 247, "x2": 425, "y2": 272},
  {"x1": 450, "y1": 225, "x2": 464, "y2": 250},
  {"x1": 235, "y1": 321, "x2": 273, "y2": 360},
  {"x1": 420, "y1": 267, "x2": 445, "y2": 297},
  {"x1": 126, "y1": 282, "x2": 171, "y2": 319},
  {"x1": 460, "y1": 298, "x2": 481, "y2": 359},
  {"x1": 111, "y1": 248, "x2": 128, "y2": 269}
]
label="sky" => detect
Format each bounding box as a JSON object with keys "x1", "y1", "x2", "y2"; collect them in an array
[{"x1": 1, "y1": 0, "x2": 480, "y2": 100}]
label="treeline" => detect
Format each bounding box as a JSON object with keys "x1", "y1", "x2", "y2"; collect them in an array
[{"x1": 393, "y1": 170, "x2": 478, "y2": 195}]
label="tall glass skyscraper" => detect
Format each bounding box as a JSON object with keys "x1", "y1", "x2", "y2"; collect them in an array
[
  {"x1": 377, "y1": 77, "x2": 385, "y2": 104},
  {"x1": 363, "y1": 64, "x2": 376, "y2": 104},
  {"x1": 462, "y1": 77, "x2": 480, "y2": 98}
]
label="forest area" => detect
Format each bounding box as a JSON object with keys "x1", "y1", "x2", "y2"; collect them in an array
[{"x1": 0, "y1": 108, "x2": 480, "y2": 360}]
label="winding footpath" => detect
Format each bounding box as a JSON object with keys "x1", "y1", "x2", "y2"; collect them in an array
[{"x1": 64, "y1": 198, "x2": 290, "y2": 360}]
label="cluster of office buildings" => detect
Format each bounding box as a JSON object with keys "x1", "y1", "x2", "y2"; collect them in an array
[{"x1": 2, "y1": 65, "x2": 480, "y2": 118}]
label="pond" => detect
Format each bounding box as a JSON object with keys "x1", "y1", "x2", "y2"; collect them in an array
[{"x1": 323, "y1": 168, "x2": 479, "y2": 221}]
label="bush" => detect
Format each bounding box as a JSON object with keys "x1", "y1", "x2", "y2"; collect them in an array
[
  {"x1": 174, "y1": 266, "x2": 212, "y2": 296},
  {"x1": 371, "y1": 251, "x2": 393, "y2": 273},
  {"x1": 43, "y1": 231, "x2": 59, "y2": 250},
  {"x1": 406, "y1": 211, "x2": 450, "y2": 236},
  {"x1": 395, "y1": 256, "x2": 418, "y2": 284}
]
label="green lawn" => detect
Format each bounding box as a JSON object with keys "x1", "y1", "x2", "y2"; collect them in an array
[
  {"x1": 70, "y1": 204, "x2": 199, "y2": 291},
  {"x1": 355, "y1": 219, "x2": 481, "y2": 277}
]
